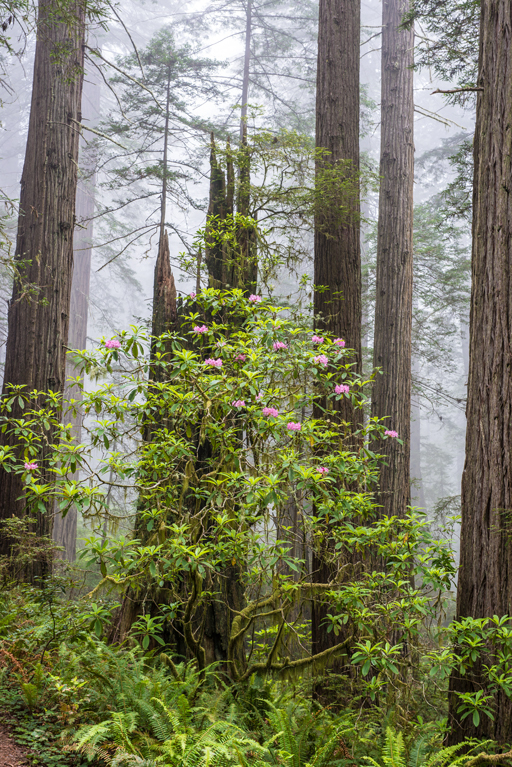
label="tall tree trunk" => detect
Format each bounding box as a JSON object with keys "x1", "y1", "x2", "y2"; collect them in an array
[
  {"x1": 311, "y1": 0, "x2": 361, "y2": 690},
  {"x1": 370, "y1": 0, "x2": 414, "y2": 519},
  {"x1": 448, "y1": 0, "x2": 512, "y2": 744},
  {"x1": 313, "y1": 0, "x2": 361, "y2": 389},
  {"x1": 53, "y1": 56, "x2": 100, "y2": 562},
  {"x1": 0, "y1": 0, "x2": 85, "y2": 581}
]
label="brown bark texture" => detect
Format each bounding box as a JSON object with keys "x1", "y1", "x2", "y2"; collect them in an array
[
  {"x1": 313, "y1": 0, "x2": 361, "y2": 403},
  {"x1": 0, "y1": 0, "x2": 85, "y2": 578},
  {"x1": 370, "y1": 0, "x2": 414, "y2": 520},
  {"x1": 448, "y1": 0, "x2": 512, "y2": 744},
  {"x1": 53, "y1": 59, "x2": 100, "y2": 562},
  {"x1": 311, "y1": 0, "x2": 361, "y2": 680}
]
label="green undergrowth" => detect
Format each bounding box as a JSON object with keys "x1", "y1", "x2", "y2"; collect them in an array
[{"x1": 0, "y1": 582, "x2": 506, "y2": 767}]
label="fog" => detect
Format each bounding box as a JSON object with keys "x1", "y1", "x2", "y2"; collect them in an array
[{"x1": 0, "y1": 0, "x2": 474, "y2": 541}]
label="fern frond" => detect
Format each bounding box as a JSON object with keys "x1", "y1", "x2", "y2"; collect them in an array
[
  {"x1": 408, "y1": 733, "x2": 432, "y2": 767},
  {"x1": 74, "y1": 721, "x2": 112, "y2": 752},
  {"x1": 383, "y1": 728, "x2": 406, "y2": 767}
]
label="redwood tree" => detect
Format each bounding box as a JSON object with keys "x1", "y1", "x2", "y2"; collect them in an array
[
  {"x1": 53, "y1": 59, "x2": 100, "y2": 562},
  {"x1": 0, "y1": 0, "x2": 85, "y2": 577},
  {"x1": 313, "y1": 0, "x2": 361, "y2": 400},
  {"x1": 448, "y1": 0, "x2": 512, "y2": 743},
  {"x1": 370, "y1": 0, "x2": 414, "y2": 519},
  {"x1": 311, "y1": 0, "x2": 361, "y2": 680}
]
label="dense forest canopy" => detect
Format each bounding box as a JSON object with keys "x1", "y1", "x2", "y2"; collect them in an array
[{"x1": 1, "y1": 0, "x2": 512, "y2": 764}]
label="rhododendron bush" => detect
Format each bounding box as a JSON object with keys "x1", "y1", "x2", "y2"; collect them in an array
[{"x1": 0, "y1": 290, "x2": 456, "y2": 698}]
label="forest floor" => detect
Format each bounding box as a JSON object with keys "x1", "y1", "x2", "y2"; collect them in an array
[{"x1": 0, "y1": 720, "x2": 30, "y2": 766}]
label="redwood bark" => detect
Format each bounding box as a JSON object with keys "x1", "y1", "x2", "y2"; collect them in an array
[
  {"x1": 311, "y1": 0, "x2": 361, "y2": 682},
  {"x1": 53, "y1": 59, "x2": 100, "y2": 562},
  {"x1": 313, "y1": 0, "x2": 361, "y2": 399},
  {"x1": 370, "y1": 0, "x2": 414, "y2": 519},
  {"x1": 0, "y1": 0, "x2": 85, "y2": 579},
  {"x1": 448, "y1": 0, "x2": 512, "y2": 743}
]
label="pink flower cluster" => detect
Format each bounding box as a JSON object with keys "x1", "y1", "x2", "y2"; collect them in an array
[
  {"x1": 273, "y1": 341, "x2": 288, "y2": 351},
  {"x1": 262, "y1": 406, "x2": 279, "y2": 417},
  {"x1": 333, "y1": 338, "x2": 346, "y2": 347},
  {"x1": 235, "y1": 354, "x2": 246, "y2": 361},
  {"x1": 193, "y1": 325, "x2": 208, "y2": 334},
  {"x1": 216, "y1": 340, "x2": 226, "y2": 348},
  {"x1": 189, "y1": 292, "x2": 197, "y2": 299},
  {"x1": 335, "y1": 384, "x2": 350, "y2": 395},
  {"x1": 385, "y1": 429, "x2": 399, "y2": 438},
  {"x1": 313, "y1": 354, "x2": 328, "y2": 367},
  {"x1": 105, "y1": 339, "x2": 121, "y2": 349},
  {"x1": 24, "y1": 462, "x2": 38, "y2": 470},
  {"x1": 249, "y1": 294, "x2": 261, "y2": 303},
  {"x1": 204, "y1": 358, "x2": 222, "y2": 368},
  {"x1": 287, "y1": 422, "x2": 301, "y2": 431},
  {"x1": 232, "y1": 400, "x2": 246, "y2": 408},
  {"x1": 256, "y1": 391, "x2": 264, "y2": 401},
  {"x1": 317, "y1": 466, "x2": 329, "y2": 475},
  {"x1": 312, "y1": 335, "x2": 324, "y2": 344}
]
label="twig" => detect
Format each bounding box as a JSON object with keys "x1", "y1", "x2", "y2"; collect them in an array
[
  {"x1": 70, "y1": 118, "x2": 128, "y2": 150},
  {"x1": 85, "y1": 46, "x2": 160, "y2": 108},
  {"x1": 414, "y1": 106, "x2": 465, "y2": 129},
  {"x1": 106, "y1": 2, "x2": 146, "y2": 81},
  {"x1": 431, "y1": 87, "x2": 483, "y2": 95}
]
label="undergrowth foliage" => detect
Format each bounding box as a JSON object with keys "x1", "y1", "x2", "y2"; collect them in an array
[{"x1": 0, "y1": 291, "x2": 512, "y2": 764}]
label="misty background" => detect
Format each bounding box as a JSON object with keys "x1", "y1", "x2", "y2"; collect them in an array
[{"x1": 0, "y1": 0, "x2": 473, "y2": 553}]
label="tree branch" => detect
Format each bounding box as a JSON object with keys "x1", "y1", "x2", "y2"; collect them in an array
[
  {"x1": 465, "y1": 751, "x2": 512, "y2": 766},
  {"x1": 239, "y1": 633, "x2": 354, "y2": 682},
  {"x1": 431, "y1": 87, "x2": 483, "y2": 95}
]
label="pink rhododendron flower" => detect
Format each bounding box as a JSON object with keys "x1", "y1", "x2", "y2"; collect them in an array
[
  {"x1": 287, "y1": 422, "x2": 301, "y2": 431},
  {"x1": 105, "y1": 339, "x2": 121, "y2": 349},
  {"x1": 204, "y1": 358, "x2": 222, "y2": 368},
  {"x1": 333, "y1": 338, "x2": 346, "y2": 348},
  {"x1": 312, "y1": 335, "x2": 324, "y2": 344},
  {"x1": 189, "y1": 292, "x2": 197, "y2": 299},
  {"x1": 256, "y1": 391, "x2": 264, "y2": 401},
  {"x1": 24, "y1": 462, "x2": 38, "y2": 470},
  {"x1": 235, "y1": 354, "x2": 246, "y2": 361},
  {"x1": 216, "y1": 340, "x2": 226, "y2": 348},
  {"x1": 232, "y1": 400, "x2": 246, "y2": 408},
  {"x1": 335, "y1": 384, "x2": 350, "y2": 395},
  {"x1": 313, "y1": 354, "x2": 328, "y2": 367},
  {"x1": 249, "y1": 294, "x2": 261, "y2": 303},
  {"x1": 262, "y1": 406, "x2": 279, "y2": 417},
  {"x1": 193, "y1": 325, "x2": 208, "y2": 334},
  {"x1": 317, "y1": 466, "x2": 329, "y2": 475},
  {"x1": 273, "y1": 341, "x2": 288, "y2": 351},
  {"x1": 385, "y1": 429, "x2": 399, "y2": 438}
]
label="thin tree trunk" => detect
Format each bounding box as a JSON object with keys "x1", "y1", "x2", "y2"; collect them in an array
[
  {"x1": 460, "y1": 315, "x2": 469, "y2": 381},
  {"x1": 370, "y1": 0, "x2": 414, "y2": 519},
  {"x1": 311, "y1": 0, "x2": 361, "y2": 691},
  {"x1": 448, "y1": 0, "x2": 512, "y2": 743},
  {"x1": 240, "y1": 0, "x2": 252, "y2": 142},
  {"x1": 53, "y1": 56, "x2": 101, "y2": 562},
  {"x1": 0, "y1": 0, "x2": 85, "y2": 581},
  {"x1": 410, "y1": 386, "x2": 425, "y2": 509}
]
